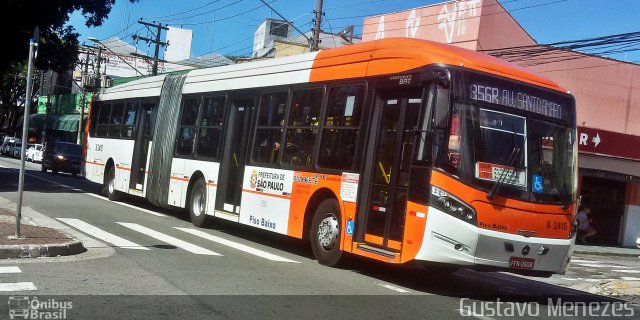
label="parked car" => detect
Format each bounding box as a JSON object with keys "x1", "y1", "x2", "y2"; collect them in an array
[
  {"x1": 26, "y1": 144, "x2": 43, "y2": 162},
  {"x1": 1, "y1": 137, "x2": 19, "y2": 156},
  {"x1": 11, "y1": 142, "x2": 22, "y2": 158},
  {"x1": 41, "y1": 142, "x2": 82, "y2": 176}
]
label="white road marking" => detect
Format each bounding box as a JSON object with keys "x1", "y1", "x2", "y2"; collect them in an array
[
  {"x1": 457, "y1": 309, "x2": 496, "y2": 320},
  {"x1": 84, "y1": 193, "x2": 168, "y2": 217},
  {"x1": 612, "y1": 270, "x2": 640, "y2": 273},
  {"x1": 0, "y1": 164, "x2": 7, "y2": 168},
  {"x1": 621, "y1": 277, "x2": 640, "y2": 281},
  {"x1": 20, "y1": 171, "x2": 167, "y2": 217},
  {"x1": 0, "y1": 266, "x2": 21, "y2": 274},
  {"x1": 570, "y1": 259, "x2": 598, "y2": 263},
  {"x1": 377, "y1": 283, "x2": 411, "y2": 293},
  {"x1": 576, "y1": 263, "x2": 630, "y2": 268},
  {"x1": 0, "y1": 282, "x2": 37, "y2": 292},
  {"x1": 117, "y1": 223, "x2": 220, "y2": 256},
  {"x1": 562, "y1": 278, "x2": 579, "y2": 281},
  {"x1": 175, "y1": 228, "x2": 300, "y2": 263},
  {"x1": 57, "y1": 218, "x2": 149, "y2": 250}
]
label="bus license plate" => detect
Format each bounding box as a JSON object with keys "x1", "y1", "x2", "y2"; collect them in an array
[{"x1": 509, "y1": 257, "x2": 534, "y2": 270}]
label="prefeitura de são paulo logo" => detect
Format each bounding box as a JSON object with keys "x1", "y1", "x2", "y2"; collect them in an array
[
  {"x1": 250, "y1": 169, "x2": 258, "y2": 189},
  {"x1": 8, "y1": 296, "x2": 73, "y2": 319}
]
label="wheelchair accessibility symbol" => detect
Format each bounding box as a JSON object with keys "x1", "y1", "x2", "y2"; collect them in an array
[
  {"x1": 346, "y1": 220, "x2": 354, "y2": 236},
  {"x1": 532, "y1": 175, "x2": 544, "y2": 193}
]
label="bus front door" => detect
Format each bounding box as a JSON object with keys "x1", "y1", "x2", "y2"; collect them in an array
[
  {"x1": 216, "y1": 97, "x2": 255, "y2": 215},
  {"x1": 361, "y1": 88, "x2": 423, "y2": 251}
]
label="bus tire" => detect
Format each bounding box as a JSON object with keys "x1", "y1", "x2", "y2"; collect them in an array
[
  {"x1": 51, "y1": 164, "x2": 58, "y2": 175},
  {"x1": 189, "y1": 178, "x2": 208, "y2": 227},
  {"x1": 105, "y1": 166, "x2": 121, "y2": 201},
  {"x1": 41, "y1": 164, "x2": 47, "y2": 172},
  {"x1": 310, "y1": 198, "x2": 343, "y2": 267}
]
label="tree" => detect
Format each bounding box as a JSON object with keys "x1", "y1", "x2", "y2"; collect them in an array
[{"x1": 0, "y1": 0, "x2": 137, "y2": 134}]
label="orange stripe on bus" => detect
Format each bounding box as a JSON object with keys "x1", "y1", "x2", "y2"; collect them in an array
[
  {"x1": 116, "y1": 166, "x2": 131, "y2": 171},
  {"x1": 170, "y1": 176, "x2": 190, "y2": 182},
  {"x1": 206, "y1": 183, "x2": 218, "y2": 187},
  {"x1": 242, "y1": 189, "x2": 291, "y2": 200},
  {"x1": 86, "y1": 161, "x2": 105, "y2": 166}
]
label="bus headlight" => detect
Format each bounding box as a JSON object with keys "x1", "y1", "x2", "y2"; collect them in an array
[{"x1": 431, "y1": 186, "x2": 477, "y2": 225}]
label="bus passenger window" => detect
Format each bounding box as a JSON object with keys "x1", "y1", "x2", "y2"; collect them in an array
[
  {"x1": 89, "y1": 103, "x2": 101, "y2": 136},
  {"x1": 195, "y1": 96, "x2": 225, "y2": 159},
  {"x1": 175, "y1": 97, "x2": 201, "y2": 157},
  {"x1": 253, "y1": 91, "x2": 288, "y2": 165},
  {"x1": 282, "y1": 88, "x2": 322, "y2": 167},
  {"x1": 96, "y1": 104, "x2": 112, "y2": 137},
  {"x1": 121, "y1": 101, "x2": 138, "y2": 138},
  {"x1": 318, "y1": 85, "x2": 364, "y2": 170},
  {"x1": 108, "y1": 103, "x2": 125, "y2": 137},
  {"x1": 176, "y1": 127, "x2": 196, "y2": 156}
]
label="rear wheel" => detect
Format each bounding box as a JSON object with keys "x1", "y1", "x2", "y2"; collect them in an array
[
  {"x1": 189, "y1": 178, "x2": 208, "y2": 227},
  {"x1": 104, "y1": 166, "x2": 121, "y2": 201},
  {"x1": 41, "y1": 164, "x2": 47, "y2": 172},
  {"x1": 310, "y1": 198, "x2": 343, "y2": 267},
  {"x1": 51, "y1": 164, "x2": 58, "y2": 175}
]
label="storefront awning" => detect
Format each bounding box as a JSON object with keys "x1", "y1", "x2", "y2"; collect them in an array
[
  {"x1": 579, "y1": 154, "x2": 640, "y2": 181},
  {"x1": 28, "y1": 114, "x2": 87, "y2": 133}
]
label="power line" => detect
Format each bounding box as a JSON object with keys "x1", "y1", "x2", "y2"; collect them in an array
[
  {"x1": 144, "y1": 0, "x2": 224, "y2": 20},
  {"x1": 175, "y1": 1, "x2": 274, "y2": 26},
  {"x1": 158, "y1": 0, "x2": 244, "y2": 23}
]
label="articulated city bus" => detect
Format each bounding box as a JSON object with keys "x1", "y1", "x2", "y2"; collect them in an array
[{"x1": 84, "y1": 38, "x2": 578, "y2": 276}]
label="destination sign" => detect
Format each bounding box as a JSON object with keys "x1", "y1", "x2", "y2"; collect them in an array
[{"x1": 462, "y1": 72, "x2": 573, "y2": 122}]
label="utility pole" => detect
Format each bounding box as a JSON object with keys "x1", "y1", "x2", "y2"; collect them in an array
[
  {"x1": 132, "y1": 20, "x2": 168, "y2": 76},
  {"x1": 77, "y1": 49, "x2": 91, "y2": 145},
  {"x1": 311, "y1": 0, "x2": 324, "y2": 51}
]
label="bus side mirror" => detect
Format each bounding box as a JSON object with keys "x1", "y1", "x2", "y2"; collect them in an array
[{"x1": 422, "y1": 67, "x2": 451, "y2": 88}]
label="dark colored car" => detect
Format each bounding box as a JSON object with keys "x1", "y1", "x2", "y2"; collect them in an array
[{"x1": 41, "y1": 142, "x2": 82, "y2": 176}]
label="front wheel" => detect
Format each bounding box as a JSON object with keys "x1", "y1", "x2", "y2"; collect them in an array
[
  {"x1": 104, "y1": 166, "x2": 121, "y2": 201},
  {"x1": 189, "y1": 178, "x2": 208, "y2": 227},
  {"x1": 310, "y1": 198, "x2": 343, "y2": 267}
]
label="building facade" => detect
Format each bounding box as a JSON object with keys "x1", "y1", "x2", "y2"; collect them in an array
[{"x1": 362, "y1": 0, "x2": 640, "y2": 247}]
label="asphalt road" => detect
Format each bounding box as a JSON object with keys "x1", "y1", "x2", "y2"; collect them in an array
[{"x1": 0, "y1": 156, "x2": 637, "y2": 320}]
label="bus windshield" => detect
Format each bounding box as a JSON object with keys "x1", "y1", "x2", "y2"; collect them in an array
[{"x1": 439, "y1": 72, "x2": 577, "y2": 205}]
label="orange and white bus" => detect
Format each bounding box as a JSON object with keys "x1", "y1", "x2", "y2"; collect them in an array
[{"x1": 84, "y1": 38, "x2": 578, "y2": 276}]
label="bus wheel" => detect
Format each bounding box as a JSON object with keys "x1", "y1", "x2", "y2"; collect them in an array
[
  {"x1": 41, "y1": 164, "x2": 46, "y2": 172},
  {"x1": 105, "y1": 166, "x2": 121, "y2": 201},
  {"x1": 310, "y1": 198, "x2": 343, "y2": 267},
  {"x1": 189, "y1": 178, "x2": 207, "y2": 227}
]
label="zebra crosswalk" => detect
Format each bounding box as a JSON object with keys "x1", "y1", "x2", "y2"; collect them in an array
[
  {"x1": 56, "y1": 218, "x2": 300, "y2": 263},
  {"x1": 0, "y1": 266, "x2": 37, "y2": 292}
]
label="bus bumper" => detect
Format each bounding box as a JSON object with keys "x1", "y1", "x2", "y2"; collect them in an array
[{"x1": 413, "y1": 207, "x2": 574, "y2": 275}]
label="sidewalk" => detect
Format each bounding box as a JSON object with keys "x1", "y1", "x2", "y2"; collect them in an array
[
  {"x1": 574, "y1": 244, "x2": 640, "y2": 257},
  {"x1": 0, "y1": 208, "x2": 85, "y2": 259}
]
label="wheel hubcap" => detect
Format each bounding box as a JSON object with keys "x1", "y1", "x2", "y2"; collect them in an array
[
  {"x1": 317, "y1": 214, "x2": 339, "y2": 250},
  {"x1": 192, "y1": 189, "x2": 205, "y2": 217}
]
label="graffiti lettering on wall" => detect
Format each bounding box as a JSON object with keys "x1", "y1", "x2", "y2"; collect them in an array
[
  {"x1": 375, "y1": 16, "x2": 385, "y2": 40},
  {"x1": 437, "y1": 0, "x2": 481, "y2": 43}
]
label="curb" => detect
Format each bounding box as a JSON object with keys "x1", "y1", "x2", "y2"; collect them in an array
[
  {"x1": 0, "y1": 239, "x2": 86, "y2": 259},
  {"x1": 574, "y1": 249, "x2": 640, "y2": 258}
]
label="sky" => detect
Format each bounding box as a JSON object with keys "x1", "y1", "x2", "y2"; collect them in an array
[{"x1": 67, "y1": 0, "x2": 640, "y2": 62}]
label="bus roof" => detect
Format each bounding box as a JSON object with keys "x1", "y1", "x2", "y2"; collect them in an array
[{"x1": 97, "y1": 38, "x2": 566, "y2": 102}]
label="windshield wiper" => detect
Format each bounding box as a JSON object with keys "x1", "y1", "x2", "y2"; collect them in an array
[
  {"x1": 486, "y1": 146, "x2": 521, "y2": 200},
  {"x1": 541, "y1": 162, "x2": 570, "y2": 209}
]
